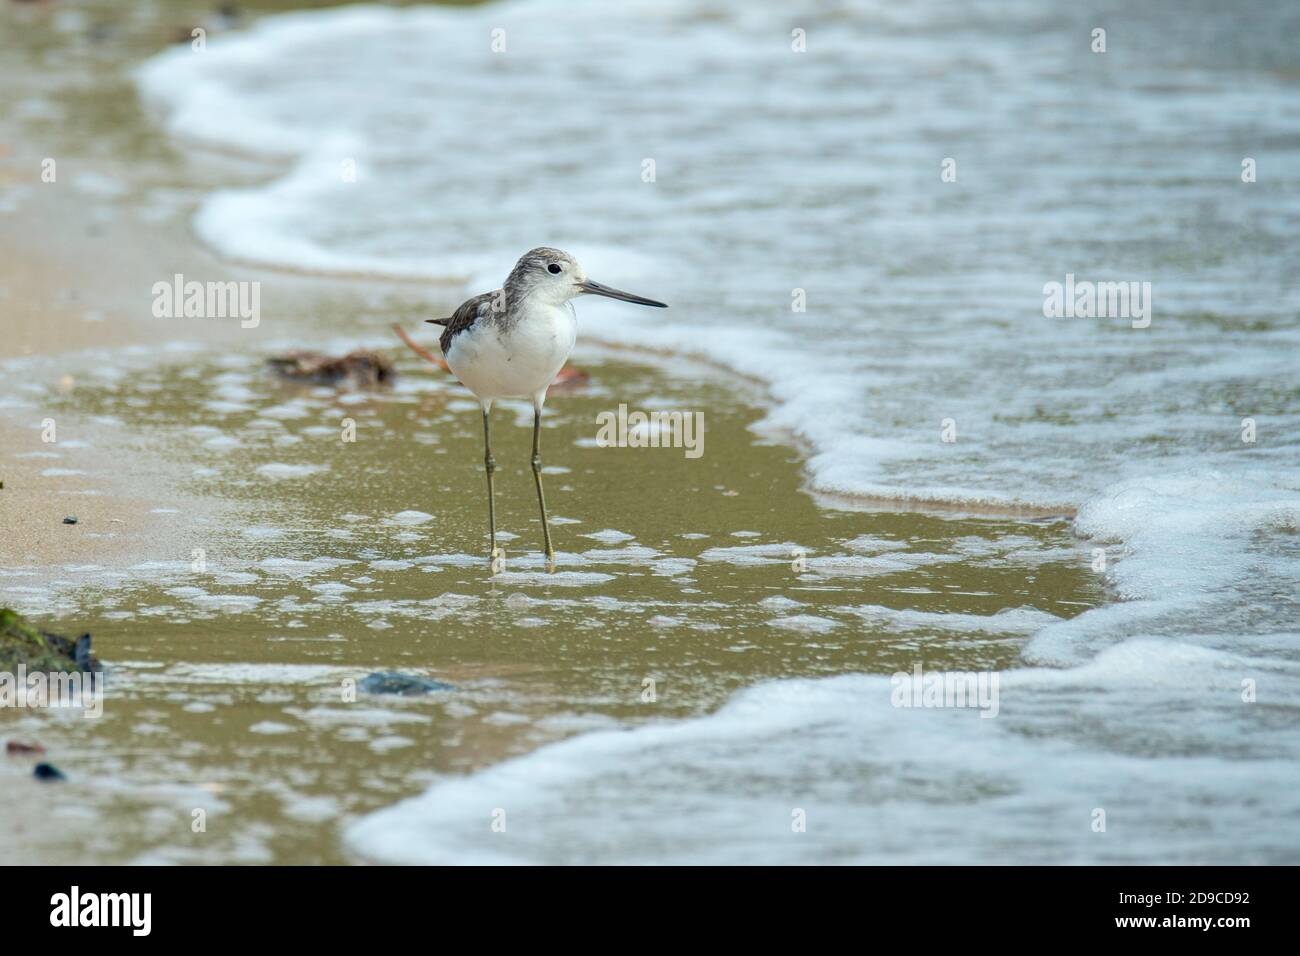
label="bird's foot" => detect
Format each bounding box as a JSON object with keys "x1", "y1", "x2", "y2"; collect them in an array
[
  {"x1": 490, "y1": 546, "x2": 505, "y2": 574},
  {"x1": 544, "y1": 550, "x2": 557, "y2": 573}
]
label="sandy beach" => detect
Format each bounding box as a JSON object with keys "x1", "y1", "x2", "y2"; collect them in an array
[{"x1": 2, "y1": 0, "x2": 1298, "y2": 868}]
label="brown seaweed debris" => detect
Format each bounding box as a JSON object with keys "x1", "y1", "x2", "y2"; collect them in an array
[
  {"x1": 6, "y1": 741, "x2": 45, "y2": 756},
  {"x1": 267, "y1": 349, "x2": 394, "y2": 387}
]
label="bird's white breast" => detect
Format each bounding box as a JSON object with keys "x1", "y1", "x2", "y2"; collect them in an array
[{"x1": 446, "y1": 300, "x2": 576, "y2": 404}]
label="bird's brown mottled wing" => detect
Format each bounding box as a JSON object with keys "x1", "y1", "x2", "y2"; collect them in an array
[{"x1": 426, "y1": 292, "x2": 498, "y2": 355}]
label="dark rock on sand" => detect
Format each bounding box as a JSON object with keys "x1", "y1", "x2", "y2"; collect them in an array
[
  {"x1": 0, "y1": 608, "x2": 102, "y2": 673},
  {"x1": 359, "y1": 672, "x2": 454, "y2": 696},
  {"x1": 33, "y1": 763, "x2": 66, "y2": 782},
  {"x1": 63, "y1": 515, "x2": 77, "y2": 524}
]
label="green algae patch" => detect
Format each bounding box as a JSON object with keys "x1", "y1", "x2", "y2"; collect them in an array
[{"x1": 0, "y1": 608, "x2": 101, "y2": 674}]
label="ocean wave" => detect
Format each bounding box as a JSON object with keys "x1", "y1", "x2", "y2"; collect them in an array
[{"x1": 345, "y1": 650, "x2": 1300, "y2": 864}]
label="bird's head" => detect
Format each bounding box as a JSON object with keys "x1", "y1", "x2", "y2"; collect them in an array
[{"x1": 506, "y1": 247, "x2": 667, "y2": 310}]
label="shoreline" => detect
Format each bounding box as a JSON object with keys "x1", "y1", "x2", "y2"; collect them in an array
[
  {"x1": 0, "y1": 163, "x2": 1075, "y2": 588},
  {"x1": 14, "y1": 0, "x2": 1295, "y2": 868}
]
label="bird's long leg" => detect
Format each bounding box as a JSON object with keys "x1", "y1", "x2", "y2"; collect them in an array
[
  {"x1": 530, "y1": 405, "x2": 555, "y2": 564},
  {"x1": 482, "y1": 405, "x2": 499, "y2": 567}
]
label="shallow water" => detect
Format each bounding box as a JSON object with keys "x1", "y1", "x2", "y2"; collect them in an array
[
  {"x1": 2, "y1": 0, "x2": 1298, "y2": 864},
  {"x1": 2, "y1": 342, "x2": 1097, "y2": 863}
]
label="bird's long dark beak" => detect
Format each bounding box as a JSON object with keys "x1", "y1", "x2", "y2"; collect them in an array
[{"x1": 578, "y1": 279, "x2": 667, "y2": 308}]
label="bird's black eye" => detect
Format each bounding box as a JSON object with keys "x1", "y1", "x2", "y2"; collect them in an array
[{"x1": 547, "y1": 263, "x2": 562, "y2": 274}]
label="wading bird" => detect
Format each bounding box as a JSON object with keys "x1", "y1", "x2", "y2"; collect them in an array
[{"x1": 428, "y1": 248, "x2": 666, "y2": 568}]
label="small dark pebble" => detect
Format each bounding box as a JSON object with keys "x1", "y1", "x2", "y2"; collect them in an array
[
  {"x1": 63, "y1": 516, "x2": 78, "y2": 525},
  {"x1": 33, "y1": 763, "x2": 66, "y2": 782},
  {"x1": 359, "y1": 671, "x2": 454, "y2": 696}
]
